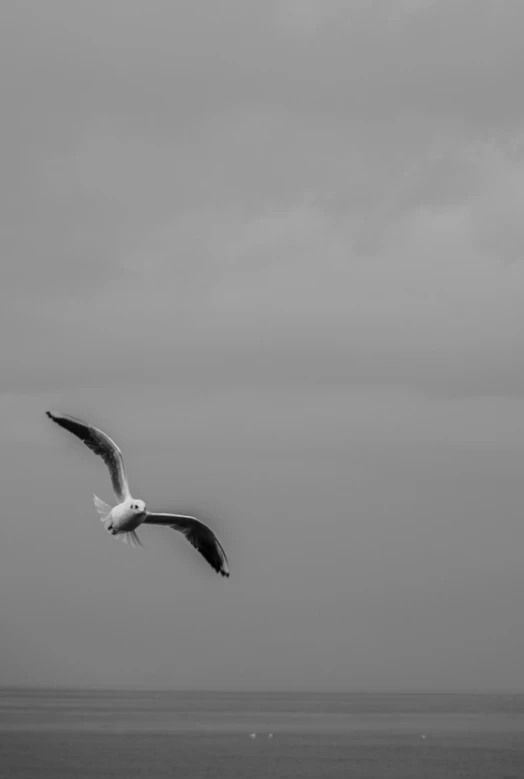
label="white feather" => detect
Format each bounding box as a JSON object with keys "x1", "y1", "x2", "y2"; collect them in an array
[
  {"x1": 93, "y1": 494, "x2": 112, "y2": 521},
  {"x1": 119, "y1": 531, "x2": 143, "y2": 548}
]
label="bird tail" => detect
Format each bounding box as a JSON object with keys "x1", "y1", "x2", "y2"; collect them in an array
[
  {"x1": 119, "y1": 531, "x2": 144, "y2": 548},
  {"x1": 93, "y1": 494, "x2": 112, "y2": 521}
]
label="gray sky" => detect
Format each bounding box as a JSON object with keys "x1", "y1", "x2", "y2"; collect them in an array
[{"x1": 2, "y1": 0, "x2": 524, "y2": 692}]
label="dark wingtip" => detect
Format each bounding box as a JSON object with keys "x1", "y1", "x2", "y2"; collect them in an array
[{"x1": 46, "y1": 411, "x2": 54, "y2": 420}]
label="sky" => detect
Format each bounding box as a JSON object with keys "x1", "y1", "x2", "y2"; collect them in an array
[{"x1": 1, "y1": 0, "x2": 524, "y2": 693}]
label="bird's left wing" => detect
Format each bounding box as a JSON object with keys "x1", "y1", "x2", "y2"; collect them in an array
[
  {"x1": 46, "y1": 411, "x2": 131, "y2": 502},
  {"x1": 143, "y1": 512, "x2": 230, "y2": 577}
]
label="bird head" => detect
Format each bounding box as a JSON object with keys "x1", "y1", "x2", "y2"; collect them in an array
[{"x1": 130, "y1": 499, "x2": 146, "y2": 514}]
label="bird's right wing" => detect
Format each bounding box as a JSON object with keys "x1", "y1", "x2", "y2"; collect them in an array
[
  {"x1": 46, "y1": 411, "x2": 131, "y2": 502},
  {"x1": 143, "y1": 512, "x2": 229, "y2": 577}
]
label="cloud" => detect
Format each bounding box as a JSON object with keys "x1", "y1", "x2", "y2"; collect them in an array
[
  {"x1": 4, "y1": 145, "x2": 524, "y2": 399},
  {"x1": 275, "y1": 0, "x2": 437, "y2": 36},
  {"x1": 4, "y1": 0, "x2": 524, "y2": 692},
  {"x1": 2, "y1": 1, "x2": 524, "y2": 137}
]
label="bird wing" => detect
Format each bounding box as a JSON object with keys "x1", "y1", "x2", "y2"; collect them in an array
[
  {"x1": 143, "y1": 512, "x2": 230, "y2": 577},
  {"x1": 46, "y1": 411, "x2": 131, "y2": 502}
]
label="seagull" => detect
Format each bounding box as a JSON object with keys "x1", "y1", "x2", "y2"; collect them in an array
[{"x1": 46, "y1": 411, "x2": 230, "y2": 577}]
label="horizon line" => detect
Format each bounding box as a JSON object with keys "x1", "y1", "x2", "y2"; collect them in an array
[{"x1": 2, "y1": 685, "x2": 524, "y2": 696}]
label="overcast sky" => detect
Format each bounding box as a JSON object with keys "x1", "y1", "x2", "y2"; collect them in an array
[{"x1": 2, "y1": 0, "x2": 524, "y2": 692}]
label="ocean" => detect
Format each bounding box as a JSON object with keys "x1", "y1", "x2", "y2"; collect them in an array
[{"x1": 1, "y1": 689, "x2": 523, "y2": 777}]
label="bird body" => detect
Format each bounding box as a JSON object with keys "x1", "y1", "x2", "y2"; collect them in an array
[
  {"x1": 46, "y1": 411, "x2": 230, "y2": 576},
  {"x1": 93, "y1": 494, "x2": 146, "y2": 547},
  {"x1": 96, "y1": 494, "x2": 146, "y2": 531}
]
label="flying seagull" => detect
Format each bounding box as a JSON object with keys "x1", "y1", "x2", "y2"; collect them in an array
[{"x1": 46, "y1": 411, "x2": 230, "y2": 577}]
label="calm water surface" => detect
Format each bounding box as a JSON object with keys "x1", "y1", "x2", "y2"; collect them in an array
[{"x1": 1, "y1": 690, "x2": 523, "y2": 778}]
